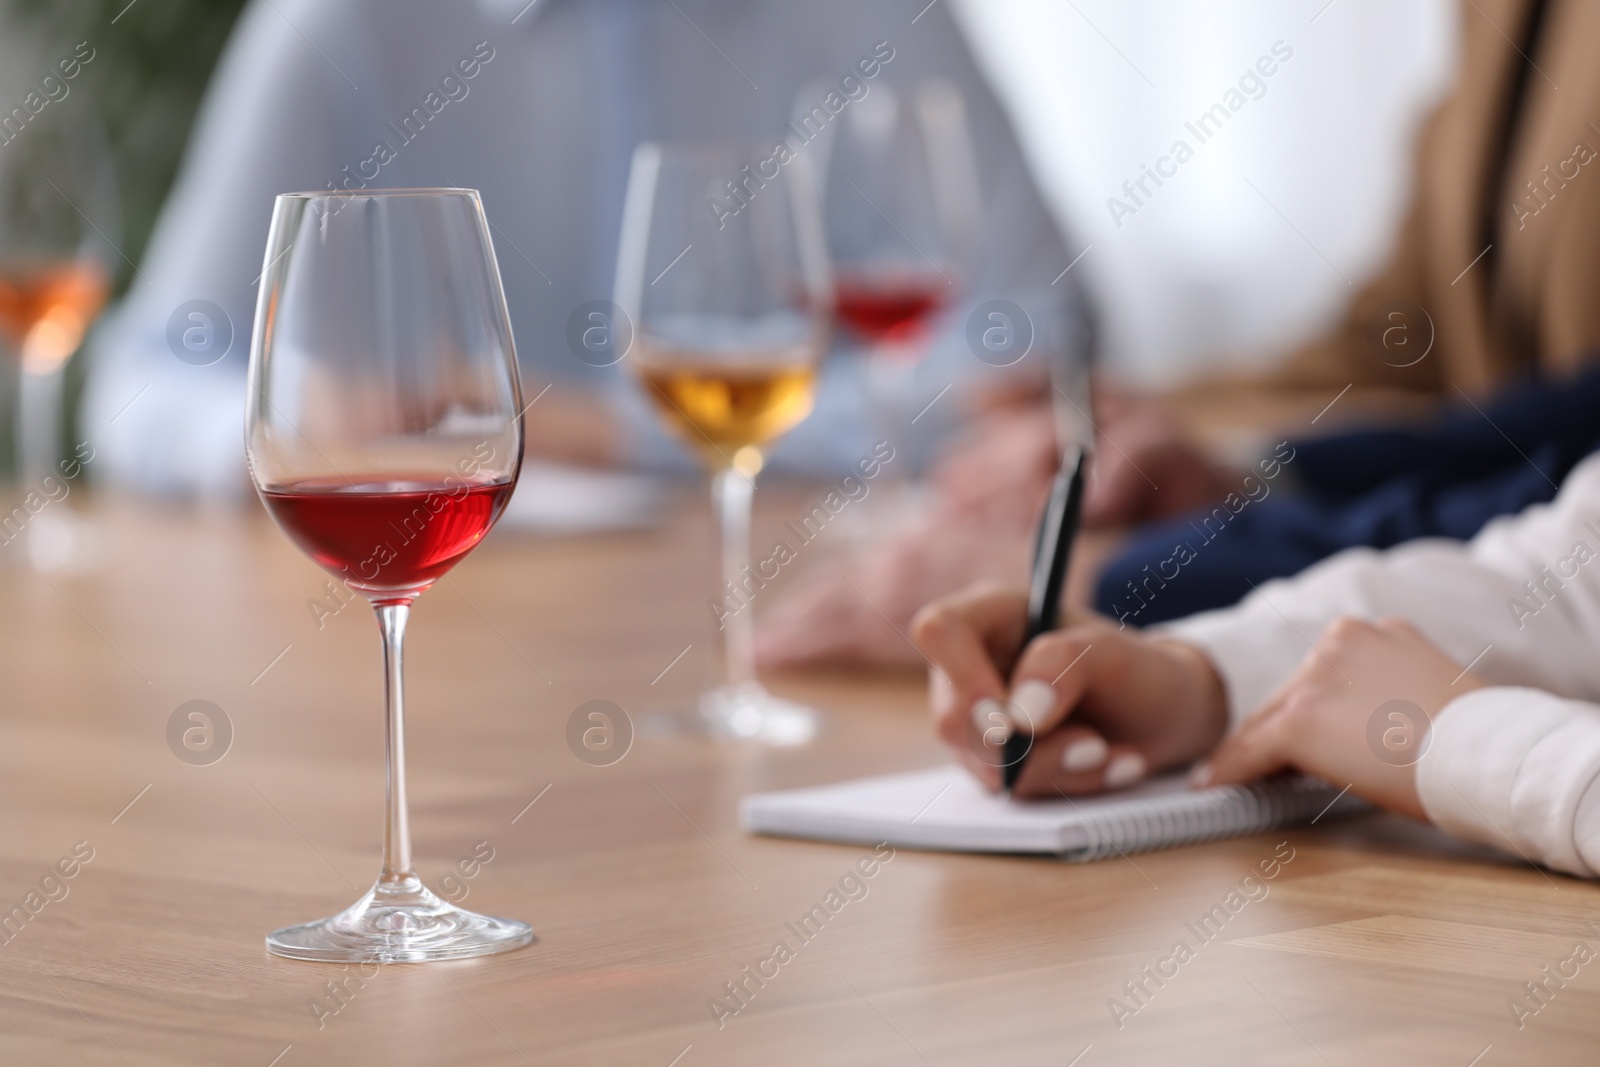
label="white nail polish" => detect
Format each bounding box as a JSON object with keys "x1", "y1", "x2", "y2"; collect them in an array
[
  {"x1": 971, "y1": 699, "x2": 1011, "y2": 744},
  {"x1": 1009, "y1": 679, "x2": 1056, "y2": 732},
  {"x1": 1061, "y1": 735, "x2": 1109, "y2": 772},
  {"x1": 1104, "y1": 753, "x2": 1147, "y2": 789}
]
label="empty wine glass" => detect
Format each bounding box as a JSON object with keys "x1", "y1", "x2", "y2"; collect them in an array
[
  {"x1": 615, "y1": 141, "x2": 831, "y2": 744},
  {"x1": 247, "y1": 189, "x2": 532, "y2": 962},
  {"x1": 0, "y1": 106, "x2": 119, "y2": 569}
]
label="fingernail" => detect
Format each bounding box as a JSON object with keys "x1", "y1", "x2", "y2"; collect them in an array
[
  {"x1": 1104, "y1": 753, "x2": 1147, "y2": 789},
  {"x1": 970, "y1": 699, "x2": 1011, "y2": 744},
  {"x1": 1189, "y1": 762, "x2": 1212, "y2": 788},
  {"x1": 1061, "y1": 735, "x2": 1109, "y2": 772},
  {"x1": 1009, "y1": 679, "x2": 1056, "y2": 733}
]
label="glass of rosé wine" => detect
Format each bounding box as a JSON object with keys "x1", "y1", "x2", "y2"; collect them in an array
[
  {"x1": 246, "y1": 189, "x2": 532, "y2": 962},
  {"x1": 0, "y1": 107, "x2": 119, "y2": 570}
]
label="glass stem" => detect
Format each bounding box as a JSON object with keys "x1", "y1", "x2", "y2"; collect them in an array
[
  {"x1": 712, "y1": 464, "x2": 756, "y2": 690},
  {"x1": 867, "y1": 346, "x2": 916, "y2": 480},
  {"x1": 375, "y1": 602, "x2": 415, "y2": 885},
  {"x1": 18, "y1": 365, "x2": 61, "y2": 487}
]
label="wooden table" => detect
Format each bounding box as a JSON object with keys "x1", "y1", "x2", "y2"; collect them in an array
[{"x1": 2, "y1": 489, "x2": 1597, "y2": 1066}]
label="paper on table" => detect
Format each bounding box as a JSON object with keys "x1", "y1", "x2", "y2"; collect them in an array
[
  {"x1": 741, "y1": 765, "x2": 1366, "y2": 861},
  {"x1": 498, "y1": 461, "x2": 665, "y2": 534}
]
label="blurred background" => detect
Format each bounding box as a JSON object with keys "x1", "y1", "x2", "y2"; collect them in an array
[
  {"x1": 0, "y1": 0, "x2": 1454, "y2": 397},
  {"x1": 0, "y1": 0, "x2": 248, "y2": 292},
  {"x1": 952, "y1": 0, "x2": 1456, "y2": 384},
  {"x1": 0, "y1": 0, "x2": 247, "y2": 475}
]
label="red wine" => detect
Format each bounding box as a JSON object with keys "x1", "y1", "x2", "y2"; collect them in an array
[
  {"x1": 261, "y1": 476, "x2": 514, "y2": 602},
  {"x1": 833, "y1": 271, "x2": 948, "y2": 345}
]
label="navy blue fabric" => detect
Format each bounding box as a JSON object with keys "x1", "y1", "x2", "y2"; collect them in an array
[{"x1": 1095, "y1": 366, "x2": 1600, "y2": 627}]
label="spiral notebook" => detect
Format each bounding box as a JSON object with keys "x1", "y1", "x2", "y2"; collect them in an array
[{"x1": 740, "y1": 766, "x2": 1366, "y2": 862}]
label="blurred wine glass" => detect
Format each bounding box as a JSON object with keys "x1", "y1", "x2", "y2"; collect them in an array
[
  {"x1": 616, "y1": 140, "x2": 831, "y2": 744},
  {"x1": 0, "y1": 104, "x2": 119, "y2": 570},
  {"x1": 804, "y1": 79, "x2": 980, "y2": 496}
]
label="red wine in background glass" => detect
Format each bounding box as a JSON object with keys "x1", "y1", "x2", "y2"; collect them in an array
[
  {"x1": 261, "y1": 476, "x2": 514, "y2": 601},
  {"x1": 832, "y1": 269, "x2": 950, "y2": 348}
]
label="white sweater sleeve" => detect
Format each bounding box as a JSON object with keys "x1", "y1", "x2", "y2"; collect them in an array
[
  {"x1": 1158, "y1": 454, "x2": 1600, "y2": 876},
  {"x1": 1416, "y1": 688, "x2": 1600, "y2": 877}
]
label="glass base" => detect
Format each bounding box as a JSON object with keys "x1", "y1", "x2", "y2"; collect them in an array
[
  {"x1": 699, "y1": 682, "x2": 818, "y2": 746},
  {"x1": 266, "y1": 875, "x2": 534, "y2": 963}
]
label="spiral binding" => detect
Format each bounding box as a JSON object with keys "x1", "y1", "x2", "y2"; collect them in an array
[{"x1": 1061, "y1": 777, "x2": 1367, "y2": 862}]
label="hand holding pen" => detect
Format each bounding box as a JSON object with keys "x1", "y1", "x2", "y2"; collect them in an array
[{"x1": 910, "y1": 447, "x2": 1230, "y2": 798}]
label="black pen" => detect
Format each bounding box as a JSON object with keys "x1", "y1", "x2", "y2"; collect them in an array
[{"x1": 1000, "y1": 444, "x2": 1088, "y2": 792}]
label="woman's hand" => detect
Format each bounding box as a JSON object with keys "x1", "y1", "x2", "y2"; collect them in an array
[
  {"x1": 1197, "y1": 616, "x2": 1485, "y2": 819},
  {"x1": 910, "y1": 584, "x2": 1229, "y2": 798}
]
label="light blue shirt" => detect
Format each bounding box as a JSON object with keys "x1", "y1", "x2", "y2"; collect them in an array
[{"x1": 85, "y1": 0, "x2": 1081, "y2": 496}]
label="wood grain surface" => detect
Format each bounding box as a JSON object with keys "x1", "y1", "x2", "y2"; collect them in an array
[{"x1": 0, "y1": 489, "x2": 1595, "y2": 1066}]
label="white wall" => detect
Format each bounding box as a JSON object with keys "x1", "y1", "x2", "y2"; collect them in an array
[{"x1": 950, "y1": 0, "x2": 1458, "y2": 385}]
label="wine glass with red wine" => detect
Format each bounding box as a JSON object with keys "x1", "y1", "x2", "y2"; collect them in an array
[
  {"x1": 246, "y1": 189, "x2": 532, "y2": 962},
  {"x1": 805, "y1": 80, "x2": 980, "y2": 484}
]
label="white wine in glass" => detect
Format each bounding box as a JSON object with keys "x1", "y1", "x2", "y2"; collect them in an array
[{"x1": 616, "y1": 141, "x2": 832, "y2": 743}]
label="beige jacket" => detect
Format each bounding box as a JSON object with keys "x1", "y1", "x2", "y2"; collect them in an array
[{"x1": 1275, "y1": 0, "x2": 1600, "y2": 396}]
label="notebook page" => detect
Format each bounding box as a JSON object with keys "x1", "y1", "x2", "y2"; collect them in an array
[{"x1": 740, "y1": 766, "x2": 1364, "y2": 860}]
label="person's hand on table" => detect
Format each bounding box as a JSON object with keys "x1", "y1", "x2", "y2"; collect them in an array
[
  {"x1": 754, "y1": 401, "x2": 1052, "y2": 671},
  {"x1": 755, "y1": 507, "x2": 1037, "y2": 670},
  {"x1": 916, "y1": 388, "x2": 1244, "y2": 530},
  {"x1": 521, "y1": 386, "x2": 623, "y2": 467},
  {"x1": 754, "y1": 387, "x2": 1245, "y2": 672},
  {"x1": 1083, "y1": 402, "x2": 1241, "y2": 527},
  {"x1": 910, "y1": 585, "x2": 1229, "y2": 798},
  {"x1": 929, "y1": 402, "x2": 1059, "y2": 522},
  {"x1": 757, "y1": 400, "x2": 1125, "y2": 672},
  {"x1": 1196, "y1": 616, "x2": 1484, "y2": 819}
]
